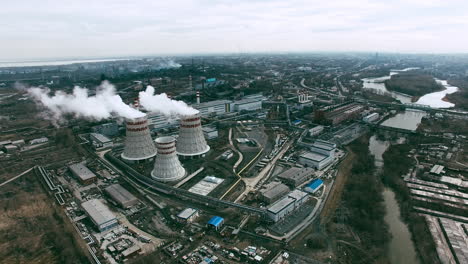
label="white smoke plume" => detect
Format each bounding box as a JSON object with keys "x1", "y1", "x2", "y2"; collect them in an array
[
  {"x1": 139, "y1": 86, "x2": 198, "y2": 116},
  {"x1": 27, "y1": 81, "x2": 145, "y2": 121}
]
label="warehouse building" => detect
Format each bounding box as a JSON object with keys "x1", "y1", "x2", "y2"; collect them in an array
[
  {"x1": 304, "y1": 179, "x2": 324, "y2": 194},
  {"x1": 104, "y1": 184, "x2": 139, "y2": 209},
  {"x1": 29, "y1": 137, "x2": 48, "y2": 145},
  {"x1": 288, "y1": 189, "x2": 309, "y2": 207},
  {"x1": 259, "y1": 181, "x2": 290, "y2": 204},
  {"x1": 90, "y1": 133, "x2": 113, "y2": 150},
  {"x1": 310, "y1": 140, "x2": 336, "y2": 158},
  {"x1": 233, "y1": 98, "x2": 263, "y2": 112},
  {"x1": 92, "y1": 122, "x2": 119, "y2": 137},
  {"x1": 202, "y1": 126, "x2": 219, "y2": 140},
  {"x1": 363, "y1": 113, "x2": 379, "y2": 123},
  {"x1": 193, "y1": 99, "x2": 234, "y2": 117},
  {"x1": 298, "y1": 151, "x2": 333, "y2": 170},
  {"x1": 276, "y1": 167, "x2": 314, "y2": 187},
  {"x1": 207, "y1": 216, "x2": 224, "y2": 231},
  {"x1": 309, "y1": 125, "x2": 324, "y2": 137},
  {"x1": 69, "y1": 163, "x2": 97, "y2": 185},
  {"x1": 177, "y1": 208, "x2": 199, "y2": 223},
  {"x1": 267, "y1": 197, "x2": 296, "y2": 222},
  {"x1": 146, "y1": 113, "x2": 179, "y2": 130},
  {"x1": 81, "y1": 199, "x2": 118, "y2": 232}
]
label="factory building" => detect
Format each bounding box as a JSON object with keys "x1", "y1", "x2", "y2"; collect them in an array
[
  {"x1": 304, "y1": 179, "x2": 324, "y2": 194},
  {"x1": 363, "y1": 113, "x2": 379, "y2": 123},
  {"x1": 177, "y1": 208, "x2": 199, "y2": 223},
  {"x1": 104, "y1": 184, "x2": 139, "y2": 209},
  {"x1": 69, "y1": 163, "x2": 97, "y2": 185},
  {"x1": 202, "y1": 126, "x2": 219, "y2": 140},
  {"x1": 90, "y1": 133, "x2": 113, "y2": 150},
  {"x1": 176, "y1": 114, "x2": 210, "y2": 157},
  {"x1": 81, "y1": 199, "x2": 118, "y2": 232},
  {"x1": 146, "y1": 112, "x2": 179, "y2": 130},
  {"x1": 267, "y1": 197, "x2": 296, "y2": 222},
  {"x1": 29, "y1": 137, "x2": 48, "y2": 145},
  {"x1": 276, "y1": 167, "x2": 314, "y2": 187},
  {"x1": 309, "y1": 125, "x2": 324, "y2": 137},
  {"x1": 310, "y1": 140, "x2": 336, "y2": 158},
  {"x1": 298, "y1": 151, "x2": 333, "y2": 170},
  {"x1": 288, "y1": 189, "x2": 309, "y2": 207},
  {"x1": 207, "y1": 216, "x2": 224, "y2": 231},
  {"x1": 259, "y1": 181, "x2": 290, "y2": 204},
  {"x1": 430, "y1": 165, "x2": 445, "y2": 175},
  {"x1": 193, "y1": 99, "x2": 234, "y2": 117},
  {"x1": 11, "y1": 139, "x2": 25, "y2": 148},
  {"x1": 3, "y1": 144, "x2": 18, "y2": 153},
  {"x1": 233, "y1": 98, "x2": 263, "y2": 112},
  {"x1": 92, "y1": 122, "x2": 119, "y2": 137},
  {"x1": 314, "y1": 102, "x2": 364, "y2": 125},
  {"x1": 267, "y1": 190, "x2": 310, "y2": 222}
]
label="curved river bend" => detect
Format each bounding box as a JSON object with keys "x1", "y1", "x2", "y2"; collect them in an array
[{"x1": 362, "y1": 69, "x2": 459, "y2": 108}]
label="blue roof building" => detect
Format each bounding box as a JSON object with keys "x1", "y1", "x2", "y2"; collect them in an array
[
  {"x1": 304, "y1": 179, "x2": 324, "y2": 194},
  {"x1": 207, "y1": 216, "x2": 224, "y2": 230}
]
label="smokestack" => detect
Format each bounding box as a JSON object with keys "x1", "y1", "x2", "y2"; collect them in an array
[
  {"x1": 196, "y1": 91, "x2": 200, "y2": 104},
  {"x1": 151, "y1": 136, "x2": 186, "y2": 182},
  {"x1": 176, "y1": 113, "x2": 210, "y2": 157},
  {"x1": 121, "y1": 115, "x2": 157, "y2": 162}
]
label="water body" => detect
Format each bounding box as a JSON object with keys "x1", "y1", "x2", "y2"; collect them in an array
[
  {"x1": 380, "y1": 110, "x2": 427, "y2": 131},
  {"x1": 415, "y1": 80, "x2": 459, "y2": 108},
  {"x1": 368, "y1": 110, "x2": 423, "y2": 264},
  {"x1": 0, "y1": 58, "x2": 129, "y2": 68},
  {"x1": 362, "y1": 68, "x2": 459, "y2": 108}
]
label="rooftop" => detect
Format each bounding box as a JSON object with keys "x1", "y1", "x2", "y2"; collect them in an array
[
  {"x1": 104, "y1": 184, "x2": 138, "y2": 206},
  {"x1": 306, "y1": 179, "x2": 324, "y2": 190},
  {"x1": 208, "y1": 216, "x2": 224, "y2": 227},
  {"x1": 69, "y1": 163, "x2": 96, "y2": 181},
  {"x1": 267, "y1": 197, "x2": 295, "y2": 214},
  {"x1": 288, "y1": 189, "x2": 309, "y2": 201},
  {"x1": 277, "y1": 167, "x2": 314, "y2": 181},
  {"x1": 90, "y1": 133, "x2": 112, "y2": 143},
  {"x1": 177, "y1": 208, "x2": 198, "y2": 219},
  {"x1": 194, "y1": 99, "x2": 233, "y2": 109},
  {"x1": 81, "y1": 199, "x2": 116, "y2": 226},
  {"x1": 300, "y1": 151, "x2": 328, "y2": 162}
]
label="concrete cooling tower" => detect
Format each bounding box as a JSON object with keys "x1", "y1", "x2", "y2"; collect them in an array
[
  {"x1": 176, "y1": 114, "x2": 210, "y2": 157},
  {"x1": 151, "y1": 136, "x2": 186, "y2": 182},
  {"x1": 121, "y1": 115, "x2": 157, "y2": 162}
]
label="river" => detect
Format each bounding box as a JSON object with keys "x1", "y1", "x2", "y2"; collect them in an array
[
  {"x1": 362, "y1": 68, "x2": 459, "y2": 108},
  {"x1": 0, "y1": 58, "x2": 130, "y2": 68},
  {"x1": 368, "y1": 111, "x2": 422, "y2": 264}
]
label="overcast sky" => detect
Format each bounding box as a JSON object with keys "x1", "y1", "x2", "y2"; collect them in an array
[{"x1": 1, "y1": 0, "x2": 468, "y2": 61}]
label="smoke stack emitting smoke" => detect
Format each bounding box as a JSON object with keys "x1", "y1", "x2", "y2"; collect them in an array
[
  {"x1": 139, "y1": 86, "x2": 198, "y2": 116},
  {"x1": 27, "y1": 81, "x2": 198, "y2": 123}
]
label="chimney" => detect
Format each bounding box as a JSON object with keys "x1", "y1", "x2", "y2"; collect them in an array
[{"x1": 196, "y1": 91, "x2": 200, "y2": 104}]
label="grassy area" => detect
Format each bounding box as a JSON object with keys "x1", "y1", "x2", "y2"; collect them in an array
[
  {"x1": 0, "y1": 172, "x2": 89, "y2": 264},
  {"x1": 385, "y1": 72, "x2": 442, "y2": 97}
]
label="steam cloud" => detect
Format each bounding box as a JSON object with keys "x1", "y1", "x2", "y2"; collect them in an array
[
  {"x1": 139, "y1": 86, "x2": 199, "y2": 116},
  {"x1": 27, "y1": 81, "x2": 145, "y2": 121}
]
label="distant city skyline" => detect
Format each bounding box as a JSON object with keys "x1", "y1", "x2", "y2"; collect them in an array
[{"x1": 2, "y1": 0, "x2": 468, "y2": 61}]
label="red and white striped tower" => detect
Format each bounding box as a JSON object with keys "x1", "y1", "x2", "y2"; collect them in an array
[
  {"x1": 176, "y1": 113, "x2": 210, "y2": 157},
  {"x1": 151, "y1": 136, "x2": 186, "y2": 182},
  {"x1": 121, "y1": 114, "x2": 157, "y2": 162}
]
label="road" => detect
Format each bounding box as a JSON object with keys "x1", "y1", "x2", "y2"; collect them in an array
[
  {"x1": 229, "y1": 128, "x2": 243, "y2": 173},
  {"x1": 234, "y1": 140, "x2": 292, "y2": 203}
]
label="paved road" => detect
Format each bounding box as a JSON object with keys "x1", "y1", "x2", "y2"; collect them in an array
[{"x1": 234, "y1": 140, "x2": 292, "y2": 203}]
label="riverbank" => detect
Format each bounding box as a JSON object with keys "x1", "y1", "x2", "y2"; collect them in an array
[
  {"x1": 384, "y1": 72, "x2": 443, "y2": 97},
  {"x1": 381, "y1": 141, "x2": 440, "y2": 264},
  {"x1": 329, "y1": 135, "x2": 390, "y2": 263},
  {"x1": 446, "y1": 78, "x2": 468, "y2": 110}
]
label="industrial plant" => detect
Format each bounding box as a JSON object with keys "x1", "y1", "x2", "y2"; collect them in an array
[{"x1": 2, "y1": 54, "x2": 468, "y2": 264}]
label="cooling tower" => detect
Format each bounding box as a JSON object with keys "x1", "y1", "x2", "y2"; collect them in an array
[
  {"x1": 121, "y1": 115, "x2": 157, "y2": 162},
  {"x1": 151, "y1": 136, "x2": 186, "y2": 182},
  {"x1": 176, "y1": 114, "x2": 210, "y2": 157}
]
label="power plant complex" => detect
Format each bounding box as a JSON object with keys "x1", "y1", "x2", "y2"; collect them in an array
[{"x1": 121, "y1": 111, "x2": 209, "y2": 182}]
